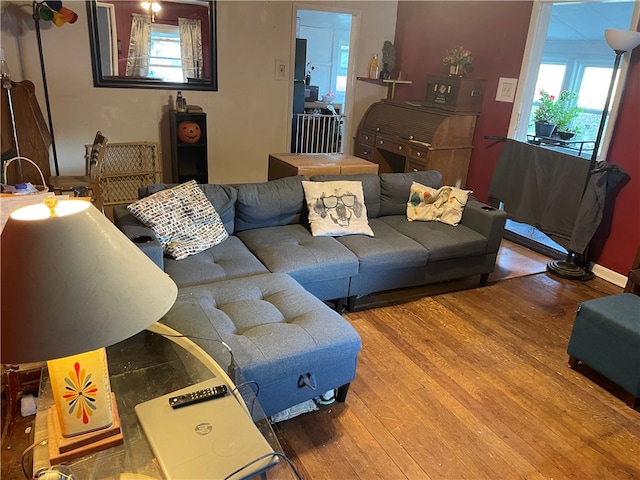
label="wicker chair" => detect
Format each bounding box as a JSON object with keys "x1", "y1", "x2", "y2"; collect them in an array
[
  {"x1": 48, "y1": 131, "x2": 108, "y2": 206},
  {"x1": 95, "y1": 142, "x2": 162, "y2": 212}
]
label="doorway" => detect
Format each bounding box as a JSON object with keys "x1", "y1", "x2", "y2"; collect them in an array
[
  {"x1": 291, "y1": 6, "x2": 357, "y2": 153},
  {"x1": 505, "y1": 1, "x2": 637, "y2": 258}
]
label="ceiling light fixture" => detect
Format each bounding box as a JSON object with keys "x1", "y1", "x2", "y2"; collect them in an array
[{"x1": 141, "y1": 1, "x2": 161, "y2": 22}]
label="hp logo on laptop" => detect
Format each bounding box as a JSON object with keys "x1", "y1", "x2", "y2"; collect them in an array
[{"x1": 195, "y1": 423, "x2": 213, "y2": 435}]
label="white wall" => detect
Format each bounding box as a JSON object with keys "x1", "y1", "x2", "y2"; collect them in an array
[{"x1": 1, "y1": 0, "x2": 397, "y2": 184}]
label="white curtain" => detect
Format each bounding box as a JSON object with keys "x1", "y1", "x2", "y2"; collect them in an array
[
  {"x1": 126, "y1": 14, "x2": 151, "y2": 77},
  {"x1": 178, "y1": 18, "x2": 203, "y2": 81}
]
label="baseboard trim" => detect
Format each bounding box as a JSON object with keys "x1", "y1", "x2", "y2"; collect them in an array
[{"x1": 591, "y1": 263, "x2": 627, "y2": 288}]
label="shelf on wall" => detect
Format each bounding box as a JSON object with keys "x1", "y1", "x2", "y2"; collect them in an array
[{"x1": 356, "y1": 77, "x2": 412, "y2": 99}]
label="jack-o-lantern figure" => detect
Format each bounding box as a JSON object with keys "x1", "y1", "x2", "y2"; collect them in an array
[{"x1": 177, "y1": 121, "x2": 202, "y2": 144}]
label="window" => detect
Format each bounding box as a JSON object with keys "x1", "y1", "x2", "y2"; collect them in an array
[
  {"x1": 515, "y1": 1, "x2": 636, "y2": 155},
  {"x1": 148, "y1": 24, "x2": 183, "y2": 82},
  {"x1": 335, "y1": 44, "x2": 349, "y2": 94},
  {"x1": 578, "y1": 66, "x2": 618, "y2": 111},
  {"x1": 533, "y1": 63, "x2": 565, "y2": 101}
]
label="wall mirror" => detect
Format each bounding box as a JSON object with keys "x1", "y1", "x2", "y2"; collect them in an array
[{"x1": 87, "y1": 0, "x2": 217, "y2": 91}]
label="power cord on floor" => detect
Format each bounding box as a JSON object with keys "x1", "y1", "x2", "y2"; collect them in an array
[{"x1": 223, "y1": 451, "x2": 303, "y2": 480}]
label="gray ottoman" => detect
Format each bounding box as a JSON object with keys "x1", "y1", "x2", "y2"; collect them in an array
[
  {"x1": 162, "y1": 273, "x2": 362, "y2": 417},
  {"x1": 567, "y1": 293, "x2": 640, "y2": 407}
]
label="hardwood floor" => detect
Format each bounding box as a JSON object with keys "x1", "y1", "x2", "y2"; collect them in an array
[
  {"x1": 269, "y1": 243, "x2": 639, "y2": 480},
  {"x1": 4, "y1": 241, "x2": 637, "y2": 479}
]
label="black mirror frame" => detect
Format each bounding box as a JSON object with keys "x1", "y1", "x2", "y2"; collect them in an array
[{"x1": 86, "y1": 0, "x2": 218, "y2": 91}]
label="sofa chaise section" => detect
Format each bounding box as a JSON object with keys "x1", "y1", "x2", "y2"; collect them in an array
[{"x1": 161, "y1": 273, "x2": 362, "y2": 417}]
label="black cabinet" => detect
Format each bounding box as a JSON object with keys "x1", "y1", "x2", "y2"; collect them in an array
[{"x1": 169, "y1": 110, "x2": 208, "y2": 183}]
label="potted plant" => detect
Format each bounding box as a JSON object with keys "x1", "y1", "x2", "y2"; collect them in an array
[
  {"x1": 442, "y1": 46, "x2": 473, "y2": 76},
  {"x1": 554, "y1": 90, "x2": 582, "y2": 139},
  {"x1": 532, "y1": 90, "x2": 558, "y2": 137}
]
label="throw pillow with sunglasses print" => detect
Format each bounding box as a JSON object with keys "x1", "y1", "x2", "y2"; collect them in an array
[{"x1": 302, "y1": 181, "x2": 374, "y2": 237}]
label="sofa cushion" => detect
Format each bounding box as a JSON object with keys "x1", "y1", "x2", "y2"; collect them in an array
[
  {"x1": 164, "y1": 273, "x2": 361, "y2": 417},
  {"x1": 142, "y1": 183, "x2": 237, "y2": 235},
  {"x1": 164, "y1": 236, "x2": 268, "y2": 288},
  {"x1": 127, "y1": 180, "x2": 229, "y2": 260},
  {"x1": 381, "y1": 215, "x2": 487, "y2": 261},
  {"x1": 336, "y1": 218, "x2": 428, "y2": 271},
  {"x1": 236, "y1": 224, "x2": 359, "y2": 283},
  {"x1": 379, "y1": 170, "x2": 442, "y2": 216},
  {"x1": 302, "y1": 180, "x2": 374, "y2": 237},
  {"x1": 407, "y1": 183, "x2": 472, "y2": 226},
  {"x1": 234, "y1": 176, "x2": 307, "y2": 232},
  {"x1": 310, "y1": 173, "x2": 381, "y2": 218}
]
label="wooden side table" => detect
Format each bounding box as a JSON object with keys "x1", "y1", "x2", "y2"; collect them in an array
[{"x1": 268, "y1": 152, "x2": 379, "y2": 180}]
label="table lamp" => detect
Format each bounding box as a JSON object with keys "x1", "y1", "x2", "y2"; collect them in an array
[{"x1": 1, "y1": 198, "x2": 177, "y2": 462}]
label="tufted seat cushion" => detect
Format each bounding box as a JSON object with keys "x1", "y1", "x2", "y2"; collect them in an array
[
  {"x1": 161, "y1": 273, "x2": 362, "y2": 417},
  {"x1": 164, "y1": 236, "x2": 268, "y2": 288},
  {"x1": 236, "y1": 224, "x2": 358, "y2": 300}
]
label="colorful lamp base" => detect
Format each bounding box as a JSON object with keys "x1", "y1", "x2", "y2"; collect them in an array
[{"x1": 47, "y1": 392, "x2": 123, "y2": 464}]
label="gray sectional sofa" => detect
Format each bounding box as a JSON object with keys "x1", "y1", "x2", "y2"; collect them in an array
[
  {"x1": 113, "y1": 170, "x2": 507, "y2": 417},
  {"x1": 116, "y1": 171, "x2": 506, "y2": 305}
]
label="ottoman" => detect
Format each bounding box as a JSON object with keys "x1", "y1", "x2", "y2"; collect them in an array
[
  {"x1": 567, "y1": 293, "x2": 640, "y2": 407},
  {"x1": 162, "y1": 273, "x2": 362, "y2": 417}
]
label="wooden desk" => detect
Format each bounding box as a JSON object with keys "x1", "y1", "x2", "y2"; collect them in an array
[
  {"x1": 268, "y1": 153, "x2": 379, "y2": 180},
  {"x1": 355, "y1": 99, "x2": 479, "y2": 188}
]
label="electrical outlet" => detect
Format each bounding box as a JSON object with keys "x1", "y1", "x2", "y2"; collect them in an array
[{"x1": 275, "y1": 60, "x2": 288, "y2": 80}]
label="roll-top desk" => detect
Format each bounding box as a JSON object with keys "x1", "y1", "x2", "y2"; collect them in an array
[{"x1": 355, "y1": 99, "x2": 479, "y2": 187}]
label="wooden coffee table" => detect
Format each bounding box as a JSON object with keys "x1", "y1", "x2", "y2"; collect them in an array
[{"x1": 268, "y1": 153, "x2": 379, "y2": 180}]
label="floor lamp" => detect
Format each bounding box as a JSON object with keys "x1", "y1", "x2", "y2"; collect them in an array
[
  {"x1": 32, "y1": 0, "x2": 78, "y2": 176},
  {"x1": 547, "y1": 28, "x2": 640, "y2": 280}
]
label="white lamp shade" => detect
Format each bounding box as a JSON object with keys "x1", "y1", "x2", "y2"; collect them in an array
[
  {"x1": 1, "y1": 200, "x2": 177, "y2": 363},
  {"x1": 605, "y1": 29, "x2": 640, "y2": 52}
]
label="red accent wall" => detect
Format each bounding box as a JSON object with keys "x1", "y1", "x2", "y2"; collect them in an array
[
  {"x1": 393, "y1": 1, "x2": 639, "y2": 275},
  {"x1": 594, "y1": 40, "x2": 640, "y2": 275}
]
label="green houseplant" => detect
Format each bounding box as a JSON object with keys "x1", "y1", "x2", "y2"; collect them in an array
[
  {"x1": 532, "y1": 90, "x2": 558, "y2": 137},
  {"x1": 554, "y1": 90, "x2": 582, "y2": 138},
  {"x1": 533, "y1": 90, "x2": 557, "y2": 123}
]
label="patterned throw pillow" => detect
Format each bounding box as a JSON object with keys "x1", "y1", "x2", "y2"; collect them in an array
[
  {"x1": 127, "y1": 180, "x2": 228, "y2": 260},
  {"x1": 407, "y1": 182, "x2": 472, "y2": 226},
  {"x1": 302, "y1": 180, "x2": 374, "y2": 237}
]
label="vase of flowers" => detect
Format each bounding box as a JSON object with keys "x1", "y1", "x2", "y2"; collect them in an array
[
  {"x1": 532, "y1": 90, "x2": 557, "y2": 137},
  {"x1": 443, "y1": 46, "x2": 473, "y2": 76},
  {"x1": 305, "y1": 62, "x2": 316, "y2": 85}
]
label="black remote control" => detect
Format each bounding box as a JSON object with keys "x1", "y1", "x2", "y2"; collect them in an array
[{"x1": 168, "y1": 384, "x2": 228, "y2": 409}]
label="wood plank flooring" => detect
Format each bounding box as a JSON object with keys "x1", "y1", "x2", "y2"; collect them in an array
[
  {"x1": 3, "y1": 241, "x2": 637, "y2": 479},
  {"x1": 269, "y1": 244, "x2": 639, "y2": 480}
]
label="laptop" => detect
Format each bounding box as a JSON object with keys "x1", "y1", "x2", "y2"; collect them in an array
[{"x1": 135, "y1": 378, "x2": 278, "y2": 480}]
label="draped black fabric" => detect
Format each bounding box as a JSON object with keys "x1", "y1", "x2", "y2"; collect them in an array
[
  {"x1": 488, "y1": 139, "x2": 628, "y2": 255},
  {"x1": 569, "y1": 162, "x2": 629, "y2": 254}
]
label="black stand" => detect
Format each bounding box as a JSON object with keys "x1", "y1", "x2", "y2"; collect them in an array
[
  {"x1": 546, "y1": 49, "x2": 624, "y2": 282},
  {"x1": 32, "y1": 1, "x2": 60, "y2": 176},
  {"x1": 547, "y1": 252, "x2": 595, "y2": 281}
]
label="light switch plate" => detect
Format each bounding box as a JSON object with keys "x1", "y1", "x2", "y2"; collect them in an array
[{"x1": 275, "y1": 59, "x2": 288, "y2": 81}]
